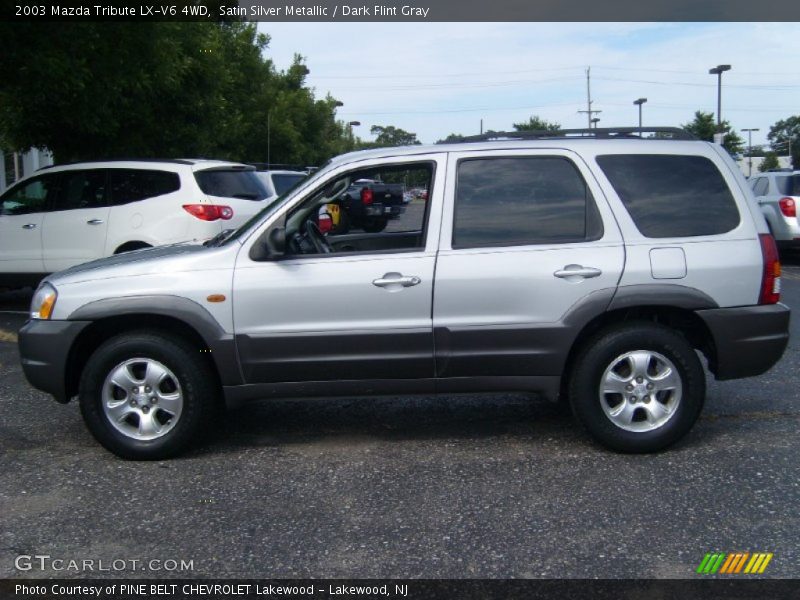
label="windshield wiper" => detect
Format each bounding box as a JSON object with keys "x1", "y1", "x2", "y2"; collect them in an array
[
  {"x1": 203, "y1": 228, "x2": 236, "y2": 247},
  {"x1": 232, "y1": 193, "x2": 260, "y2": 200}
]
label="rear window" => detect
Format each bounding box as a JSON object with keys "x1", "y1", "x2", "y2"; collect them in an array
[
  {"x1": 194, "y1": 169, "x2": 268, "y2": 201},
  {"x1": 596, "y1": 154, "x2": 740, "y2": 238},
  {"x1": 271, "y1": 173, "x2": 306, "y2": 196},
  {"x1": 109, "y1": 169, "x2": 180, "y2": 205},
  {"x1": 453, "y1": 156, "x2": 603, "y2": 248},
  {"x1": 775, "y1": 175, "x2": 800, "y2": 196}
]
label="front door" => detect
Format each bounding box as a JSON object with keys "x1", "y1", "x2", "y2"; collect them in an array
[
  {"x1": 0, "y1": 173, "x2": 60, "y2": 277},
  {"x1": 233, "y1": 155, "x2": 445, "y2": 386}
]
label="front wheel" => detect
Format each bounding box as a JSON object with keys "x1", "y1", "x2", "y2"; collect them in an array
[
  {"x1": 79, "y1": 331, "x2": 219, "y2": 460},
  {"x1": 568, "y1": 323, "x2": 705, "y2": 453}
]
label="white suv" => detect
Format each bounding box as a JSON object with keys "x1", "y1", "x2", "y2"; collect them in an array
[
  {"x1": 0, "y1": 159, "x2": 270, "y2": 288},
  {"x1": 18, "y1": 128, "x2": 790, "y2": 459},
  {"x1": 748, "y1": 170, "x2": 799, "y2": 248}
]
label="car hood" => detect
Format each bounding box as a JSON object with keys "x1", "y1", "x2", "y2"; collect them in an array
[{"x1": 46, "y1": 241, "x2": 234, "y2": 286}]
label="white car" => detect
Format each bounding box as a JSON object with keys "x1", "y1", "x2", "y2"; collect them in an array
[
  {"x1": 748, "y1": 170, "x2": 799, "y2": 248},
  {"x1": 0, "y1": 159, "x2": 270, "y2": 288},
  {"x1": 254, "y1": 169, "x2": 307, "y2": 202}
]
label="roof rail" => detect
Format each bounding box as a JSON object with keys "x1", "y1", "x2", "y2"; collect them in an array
[
  {"x1": 451, "y1": 127, "x2": 695, "y2": 143},
  {"x1": 37, "y1": 158, "x2": 196, "y2": 171}
]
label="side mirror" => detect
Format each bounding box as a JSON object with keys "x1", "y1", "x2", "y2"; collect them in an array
[{"x1": 266, "y1": 226, "x2": 286, "y2": 257}]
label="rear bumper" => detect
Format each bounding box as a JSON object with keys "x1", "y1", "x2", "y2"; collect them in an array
[
  {"x1": 698, "y1": 304, "x2": 790, "y2": 380},
  {"x1": 18, "y1": 319, "x2": 90, "y2": 403}
]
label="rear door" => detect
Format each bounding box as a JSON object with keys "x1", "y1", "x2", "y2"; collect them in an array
[
  {"x1": 433, "y1": 149, "x2": 625, "y2": 379},
  {"x1": 42, "y1": 169, "x2": 111, "y2": 272}
]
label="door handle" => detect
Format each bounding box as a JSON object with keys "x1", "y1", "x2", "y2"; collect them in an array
[
  {"x1": 86, "y1": 219, "x2": 105, "y2": 225},
  {"x1": 372, "y1": 273, "x2": 422, "y2": 290},
  {"x1": 22, "y1": 223, "x2": 37, "y2": 230},
  {"x1": 554, "y1": 265, "x2": 602, "y2": 279}
]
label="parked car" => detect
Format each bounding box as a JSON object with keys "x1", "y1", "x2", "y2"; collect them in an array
[
  {"x1": 254, "y1": 169, "x2": 308, "y2": 202},
  {"x1": 748, "y1": 170, "x2": 799, "y2": 248},
  {"x1": 0, "y1": 159, "x2": 270, "y2": 289},
  {"x1": 19, "y1": 128, "x2": 790, "y2": 459},
  {"x1": 332, "y1": 178, "x2": 406, "y2": 233}
]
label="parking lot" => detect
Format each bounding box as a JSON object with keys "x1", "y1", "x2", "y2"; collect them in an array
[{"x1": 1, "y1": 253, "x2": 799, "y2": 579}]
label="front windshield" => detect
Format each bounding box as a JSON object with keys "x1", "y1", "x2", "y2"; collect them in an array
[{"x1": 216, "y1": 164, "x2": 330, "y2": 246}]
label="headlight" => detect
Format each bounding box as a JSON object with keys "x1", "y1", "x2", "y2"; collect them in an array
[{"x1": 30, "y1": 283, "x2": 57, "y2": 320}]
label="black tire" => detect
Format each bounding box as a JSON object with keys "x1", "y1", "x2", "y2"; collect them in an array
[
  {"x1": 568, "y1": 322, "x2": 705, "y2": 453},
  {"x1": 362, "y1": 217, "x2": 388, "y2": 233},
  {"x1": 78, "y1": 330, "x2": 219, "y2": 460}
]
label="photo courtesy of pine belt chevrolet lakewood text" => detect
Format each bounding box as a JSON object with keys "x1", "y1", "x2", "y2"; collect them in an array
[{"x1": 16, "y1": 128, "x2": 791, "y2": 459}]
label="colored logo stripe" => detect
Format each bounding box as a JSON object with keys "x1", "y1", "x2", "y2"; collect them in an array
[{"x1": 698, "y1": 552, "x2": 773, "y2": 574}]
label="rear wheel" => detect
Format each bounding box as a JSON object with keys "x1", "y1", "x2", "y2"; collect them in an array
[
  {"x1": 79, "y1": 331, "x2": 218, "y2": 460},
  {"x1": 362, "y1": 217, "x2": 388, "y2": 233},
  {"x1": 568, "y1": 323, "x2": 705, "y2": 453}
]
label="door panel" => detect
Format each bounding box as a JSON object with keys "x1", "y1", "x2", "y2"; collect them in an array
[
  {"x1": 43, "y1": 170, "x2": 110, "y2": 272},
  {"x1": 233, "y1": 253, "x2": 436, "y2": 383},
  {"x1": 0, "y1": 213, "x2": 44, "y2": 274},
  {"x1": 433, "y1": 149, "x2": 625, "y2": 378}
]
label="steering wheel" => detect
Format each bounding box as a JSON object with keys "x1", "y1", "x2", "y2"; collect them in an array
[{"x1": 305, "y1": 220, "x2": 332, "y2": 254}]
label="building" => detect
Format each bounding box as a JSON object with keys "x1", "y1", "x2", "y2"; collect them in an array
[
  {"x1": 736, "y1": 155, "x2": 792, "y2": 178},
  {"x1": 1, "y1": 148, "x2": 54, "y2": 193}
]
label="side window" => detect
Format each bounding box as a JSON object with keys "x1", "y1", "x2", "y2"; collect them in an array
[
  {"x1": 282, "y1": 161, "x2": 434, "y2": 256},
  {"x1": 596, "y1": 154, "x2": 740, "y2": 238},
  {"x1": 109, "y1": 169, "x2": 181, "y2": 205},
  {"x1": 752, "y1": 177, "x2": 769, "y2": 197},
  {"x1": 55, "y1": 170, "x2": 107, "y2": 211},
  {"x1": 453, "y1": 157, "x2": 603, "y2": 249},
  {"x1": 0, "y1": 174, "x2": 59, "y2": 216}
]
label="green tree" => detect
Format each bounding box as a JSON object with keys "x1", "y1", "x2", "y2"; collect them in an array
[
  {"x1": 758, "y1": 152, "x2": 780, "y2": 173},
  {"x1": 437, "y1": 133, "x2": 467, "y2": 143},
  {"x1": 0, "y1": 21, "x2": 349, "y2": 166},
  {"x1": 681, "y1": 111, "x2": 744, "y2": 156},
  {"x1": 512, "y1": 115, "x2": 561, "y2": 132},
  {"x1": 767, "y1": 116, "x2": 800, "y2": 169},
  {"x1": 363, "y1": 125, "x2": 421, "y2": 148}
]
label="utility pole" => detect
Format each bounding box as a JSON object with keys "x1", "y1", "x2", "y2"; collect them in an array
[
  {"x1": 480, "y1": 118, "x2": 483, "y2": 135},
  {"x1": 577, "y1": 67, "x2": 601, "y2": 130},
  {"x1": 741, "y1": 128, "x2": 759, "y2": 177}
]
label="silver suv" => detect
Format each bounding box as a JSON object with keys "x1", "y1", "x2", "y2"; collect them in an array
[{"x1": 18, "y1": 128, "x2": 791, "y2": 459}]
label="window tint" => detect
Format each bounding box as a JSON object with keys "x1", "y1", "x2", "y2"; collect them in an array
[
  {"x1": 775, "y1": 175, "x2": 800, "y2": 196},
  {"x1": 194, "y1": 169, "x2": 268, "y2": 200},
  {"x1": 272, "y1": 173, "x2": 307, "y2": 196},
  {"x1": 109, "y1": 169, "x2": 180, "y2": 205},
  {"x1": 0, "y1": 174, "x2": 59, "y2": 216},
  {"x1": 596, "y1": 154, "x2": 740, "y2": 238},
  {"x1": 453, "y1": 157, "x2": 603, "y2": 248},
  {"x1": 56, "y1": 170, "x2": 107, "y2": 210},
  {"x1": 752, "y1": 178, "x2": 769, "y2": 196}
]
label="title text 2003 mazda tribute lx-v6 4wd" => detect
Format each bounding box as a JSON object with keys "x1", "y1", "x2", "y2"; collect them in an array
[{"x1": 19, "y1": 128, "x2": 790, "y2": 459}]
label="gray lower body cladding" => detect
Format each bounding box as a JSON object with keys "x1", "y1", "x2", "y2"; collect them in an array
[{"x1": 697, "y1": 303, "x2": 790, "y2": 380}]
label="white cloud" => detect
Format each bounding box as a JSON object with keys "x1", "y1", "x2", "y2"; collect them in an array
[{"x1": 258, "y1": 22, "x2": 800, "y2": 147}]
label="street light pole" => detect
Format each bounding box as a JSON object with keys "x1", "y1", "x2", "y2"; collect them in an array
[
  {"x1": 741, "y1": 128, "x2": 759, "y2": 177},
  {"x1": 708, "y1": 64, "x2": 731, "y2": 131},
  {"x1": 347, "y1": 120, "x2": 361, "y2": 150},
  {"x1": 633, "y1": 98, "x2": 647, "y2": 136}
]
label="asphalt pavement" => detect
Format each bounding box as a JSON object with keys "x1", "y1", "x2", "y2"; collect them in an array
[{"x1": 1, "y1": 253, "x2": 799, "y2": 579}]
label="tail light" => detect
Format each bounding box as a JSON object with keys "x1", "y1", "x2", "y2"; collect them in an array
[
  {"x1": 758, "y1": 233, "x2": 781, "y2": 305},
  {"x1": 318, "y1": 213, "x2": 333, "y2": 234},
  {"x1": 778, "y1": 197, "x2": 796, "y2": 217},
  {"x1": 183, "y1": 204, "x2": 233, "y2": 221},
  {"x1": 360, "y1": 188, "x2": 373, "y2": 205}
]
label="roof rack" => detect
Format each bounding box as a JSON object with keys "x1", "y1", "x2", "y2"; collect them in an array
[
  {"x1": 451, "y1": 127, "x2": 695, "y2": 143},
  {"x1": 37, "y1": 158, "x2": 196, "y2": 170}
]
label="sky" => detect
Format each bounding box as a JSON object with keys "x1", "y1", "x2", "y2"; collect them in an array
[{"x1": 256, "y1": 22, "x2": 800, "y2": 149}]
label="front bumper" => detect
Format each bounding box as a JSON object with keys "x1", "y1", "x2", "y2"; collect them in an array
[
  {"x1": 18, "y1": 319, "x2": 91, "y2": 403},
  {"x1": 698, "y1": 303, "x2": 790, "y2": 380}
]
